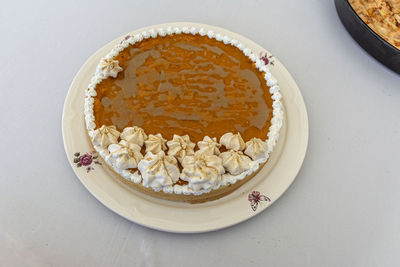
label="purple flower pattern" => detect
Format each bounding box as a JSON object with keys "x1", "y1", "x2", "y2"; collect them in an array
[
  {"x1": 73, "y1": 151, "x2": 101, "y2": 173},
  {"x1": 260, "y1": 52, "x2": 275, "y2": 66}
]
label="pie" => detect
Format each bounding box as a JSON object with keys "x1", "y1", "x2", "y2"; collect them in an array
[
  {"x1": 349, "y1": 0, "x2": 400, "y2": 49},
  {"x1": 84, "y1": 26, "x2": 283, "y2": 203}
]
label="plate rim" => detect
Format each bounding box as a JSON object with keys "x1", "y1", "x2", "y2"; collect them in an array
[{"x1": 62, "y1": 22, "x2": 309, "y2": 233}]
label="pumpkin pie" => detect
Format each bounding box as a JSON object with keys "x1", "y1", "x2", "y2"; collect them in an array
[{"x1": 84, "y1": 26, "x2": 283, "y2": 203}]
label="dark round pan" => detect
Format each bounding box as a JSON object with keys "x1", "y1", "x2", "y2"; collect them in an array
[{"x1": 335, "y1": 0, "x2": 400, "y2": 74}]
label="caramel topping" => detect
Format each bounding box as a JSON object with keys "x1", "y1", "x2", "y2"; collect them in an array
[{"x1": 94, "y1": 34, "x2": 272, "y2": 143}]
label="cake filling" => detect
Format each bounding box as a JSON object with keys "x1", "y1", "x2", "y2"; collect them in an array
[{"x1": 93, "y1": 34, "x2": 272, "y2": 143}]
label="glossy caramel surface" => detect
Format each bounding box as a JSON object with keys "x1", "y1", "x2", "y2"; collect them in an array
[{"x1": 94, "y1": 34, "x2": 272, "y2": 143}]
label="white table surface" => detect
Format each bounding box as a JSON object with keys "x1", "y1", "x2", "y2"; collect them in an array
[{"x1": 1, "y1": 0, "x2": 399, "y2": 266}]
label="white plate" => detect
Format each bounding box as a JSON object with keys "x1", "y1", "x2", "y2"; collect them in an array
[{"x1": 62, "y1": 22, "x2": 308, "y2": 233}]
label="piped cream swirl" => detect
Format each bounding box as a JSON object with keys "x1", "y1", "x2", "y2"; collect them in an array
[
  {"x1": 145, "y1": 134, "x2": 167, "y2": 154},
  {"x1": 108, "y1": 140, "x2": 143, "y2": 169},
  {"x1": 197, "y1": 136, "x2": 221, "y2": 155},
  {"x1": 167, "y1": 134, "x2": 195, "y2": 163},
  {"x1": 220, "y1": 132, "x2": 245, "y2": 151},
  {"x1": 120, "y1": 126, "x2": 148, "y2": 147},
  {"x1": 220, "y1": 150, "x2": 252, "y2": 175},
  {"x1": 244, "y1": 138, "x2": 268, "y2": 160},
  {"x1": 138, "y1": 151, "x2": 180, "y2": 189},
  {"x1": 91, "y1": 125, "x2": 120, "y2": 147},
  {"x1": 181, "y1": 151, "x2": 225, "y2": 191},
  {"x1": 97, "y1": 58, "x2": 123, "y2": 78}
]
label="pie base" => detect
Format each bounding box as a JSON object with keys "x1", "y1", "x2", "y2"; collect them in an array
[{"x1": 103, "y1": 157, "x2": 266, "y2": 204}]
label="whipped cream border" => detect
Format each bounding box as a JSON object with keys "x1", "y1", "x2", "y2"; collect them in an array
[{"x1": 84, "y1": 26, "x2": 284, "y2": 196}]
